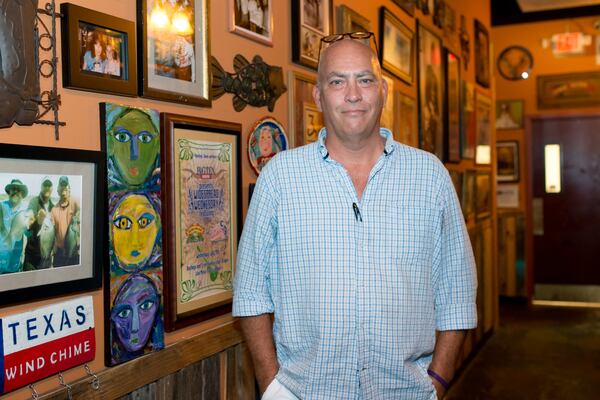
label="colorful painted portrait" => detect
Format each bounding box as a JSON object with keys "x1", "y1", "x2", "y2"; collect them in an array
[{"x1": 247, "y1": 117, "x2": 288, "y2": 175}]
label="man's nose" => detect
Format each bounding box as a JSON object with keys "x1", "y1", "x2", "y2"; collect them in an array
[{"x1": 344, "y1": 81, "x2": 362, "y2": 103}]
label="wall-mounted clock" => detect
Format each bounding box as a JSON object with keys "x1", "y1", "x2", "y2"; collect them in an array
[{"x1": 497, "y1": 45, "x2": 533, "y2": 80}]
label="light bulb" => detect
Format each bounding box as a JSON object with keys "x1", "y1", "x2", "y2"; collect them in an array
[
  {"x1": 172, "y1": 10, "x2": 192, "y2": 35},
  {"x1": 150, "y1": 5, "x2": 169, "y2": 30}
]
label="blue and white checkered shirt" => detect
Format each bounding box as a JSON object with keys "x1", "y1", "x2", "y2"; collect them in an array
[{"x1": 233, "y1": 128, "x2": 477, "y2": 399}]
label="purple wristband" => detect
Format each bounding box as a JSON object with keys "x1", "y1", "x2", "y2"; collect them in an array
[{"x1": 427, "y1": 369, "x2": 450, "y2": 389}]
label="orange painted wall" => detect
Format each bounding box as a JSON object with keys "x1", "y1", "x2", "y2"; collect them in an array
[{"x1": 0, "y1": 1, "x2": 491, "y2": 398}]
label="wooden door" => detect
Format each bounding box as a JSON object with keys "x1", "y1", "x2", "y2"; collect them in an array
[{"x1": 531, "y1": 115, "x2": 600, "y2": 285}]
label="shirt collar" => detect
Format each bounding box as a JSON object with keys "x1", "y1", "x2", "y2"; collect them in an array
[{"x1": 317, "y1": 127, "x2": 397, "y2": 159}]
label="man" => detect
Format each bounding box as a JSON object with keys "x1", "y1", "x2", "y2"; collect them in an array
[
  {"x1": 23, "y1": 177, "x2": 55, "y2": 270},
  {"x1": 51, "y1": 176, "x2": 80, "y2": 267},
  {"x1": 1, "y1": 178, "x2": 28, "y2": 235},
  {"x1": 233, "y1": 36, "x2": 476, "y2": 399}
]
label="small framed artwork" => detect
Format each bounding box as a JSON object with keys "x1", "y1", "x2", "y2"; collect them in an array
[
  {"x1": 60, "y1": 3, "x2": 137, "y2": 96},
  {"x1": 496, "y1": 99, "x2": 524, "y2": 130},
  {"x1": 449, "y1": 170, "x2": 463, "y2": 204},
  {"x1": 161, "y1": 113, "x2": 242, "y2": 331},
  {"x1": 474, "y1": 19, "x2": 490, "y2": 88},
  {"x1": 303, "y1": 102, "x2": 324, "y2": 144},
  {"x1": 288, "y1": 71, "x2": 320, "y2": 147},
  {"x1": 537, "y1": 71, "x2": 600, "y2": 109},
  {"x1": 248, "y1": 117, "x2": 289, "y2": 175},
  {"x1": 137, "y1": 0, "x2": 211, "y2": 106},
  {"x1": 462, "y1": 169, "x2": 476, "y2": 222},
  {"x1": 291, "y1": 0, "x2": 334, "y2": 69},
  {"x1": 0, "y1": 144, "x2": 105, "y2": 305},
  {"x1": 497, "y1": 141, "x2": 519, "y2": 182},
  {"x1": 393, "y1": 0, "x2": 416, "y2": 17},
  {"x1": 417, "y1": 20, "x2": 445, "y2": 160},
  {"x1": 229, "y1": 0, "x2": 273, "y2": 46},
  {"x1": 381, "y1": 74, "x2": 397, "y2": 134},
  {"x1": 379, "y1": 7, "x2": 414, "y2": 84},
  {"x1": 336, "y1": 5, "x2": 371, "y2": 33},
  {"x1": 475, "y1": 171, "x2": 492, "y2": 220},
  {"x1": 397, "y1": 92, "x2": 418, "y2": 147},
  {"x1": 475, "y1": 92, "x2": 492, "y2": 165},
  {"x1": 445, "y1": 48, "x2": 461, "y2": 163},
  {"x1": 461, "y1": 80, "x2": 476, "y2": 159}
]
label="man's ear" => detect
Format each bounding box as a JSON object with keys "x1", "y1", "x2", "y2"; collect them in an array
[
  {"x1": 312, "y1": 85, "x2": 323, "y2": 112},
  {"x1": 381, "y1": 75, "x2": 389, "y2": 107}
]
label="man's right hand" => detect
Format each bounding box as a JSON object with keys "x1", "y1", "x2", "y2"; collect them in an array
[{"x1": 36, "y1": 209, "x2": 46, "y2": 225}]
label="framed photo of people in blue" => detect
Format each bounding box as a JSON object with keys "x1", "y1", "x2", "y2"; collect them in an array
[{"x1": 0, "y1": 144, "x2": 105, "y2": 305}]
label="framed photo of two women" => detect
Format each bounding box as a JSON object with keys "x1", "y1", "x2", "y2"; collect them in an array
[{"x1": 292, "y1": 0, "x2": 334, "y2": 69}]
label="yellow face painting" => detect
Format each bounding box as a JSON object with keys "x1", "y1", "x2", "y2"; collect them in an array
[{"x1": 111, "y1": 194, "x2": 159, "y2": 269}]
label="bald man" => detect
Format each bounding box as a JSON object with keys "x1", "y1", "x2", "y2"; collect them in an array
[{"x1": 233, "y1": 36, "x2": 477, "y2": 400}]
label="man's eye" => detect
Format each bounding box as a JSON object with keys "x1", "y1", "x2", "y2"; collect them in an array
[
  {"x1": 359, "y1": 78, "x2": 375, "y2": 86},
  {"x1": 329, "y1": 79, "x2": 344, "y2": 87}
]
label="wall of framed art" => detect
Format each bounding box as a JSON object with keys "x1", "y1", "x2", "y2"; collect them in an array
[{"x1": 0, "y1": 0, "x2": 496, "y2": 398}]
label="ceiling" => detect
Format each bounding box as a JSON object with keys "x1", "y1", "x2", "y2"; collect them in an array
[
  {"x1": 492, "y1": 0, "x2": 600, "y2": 26},
  {"x1": 516, "y1": 0, "x2": 600, "y2": 12}
]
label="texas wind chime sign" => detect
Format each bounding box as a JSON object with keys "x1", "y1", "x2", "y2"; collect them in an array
[
  {"x1": 0, "y1": 296, "x2": 95, "y2": 394},
  {"x1": 100, "y1": 103, "x2": 164, "y2": 366}
]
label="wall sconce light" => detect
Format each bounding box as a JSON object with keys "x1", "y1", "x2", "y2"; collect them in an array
[
  {"x1": 544, "y1": 144, "x2": 561, "y2": 193},
  {"x1": 476, "y1": 145, "x2": 491, "y2": 165}
]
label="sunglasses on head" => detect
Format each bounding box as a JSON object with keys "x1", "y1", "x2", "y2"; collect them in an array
[{"x1": 318, "y1": 31, "x2": 378, "y2": 60}]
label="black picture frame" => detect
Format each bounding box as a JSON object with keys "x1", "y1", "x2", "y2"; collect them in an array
[
  {"x1": 0, "y1": 144, "x2": 105, "y2": 305},
  {"x1": 393, "y1": 0, "x2": 416, "y2": 17},
  {"x1": 474, "y1": 18, "x2": 490, "y2": 88},
  {"x1": 444, "y1": 47, "x2": 461, "y2": 163},
  {"x1": 137, "y1": 0, "x2": 211, "y2": 106},
  {"x1": 379, "y1": 7, "x2": 414, "y2": 84},
  {"x1": 291, "y1": 0, "x2": 334, "y2": 70},
  {"x1": 60, "y1": 2, "x2": 137, "y2": 96}
]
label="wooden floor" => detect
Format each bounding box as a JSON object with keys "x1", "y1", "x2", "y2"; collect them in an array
[{"x1": 446, "y1": 302, "x2": 600, "y2": 400}]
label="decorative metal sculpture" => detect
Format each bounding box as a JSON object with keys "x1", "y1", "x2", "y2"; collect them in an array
[
  {"x1": 460, "y1": 14, "x2": 470, "y2": 72},
  {"x1": 211, "y1": 54, "x2": 287, "y2": 112},
  {"x1": 0, "y1": 0, "x2": 64, "y2": 137}
]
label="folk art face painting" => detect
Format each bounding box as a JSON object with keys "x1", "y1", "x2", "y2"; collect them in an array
[
  {"x1": 111, "y1": 273, "x2": 161, "y2": 354},
  {"x1": 107, "y1": 107, "x2": 160, "y2": 187},
  {"x1": 111, "y1": 193, "x2": 160, "y2": 271}
]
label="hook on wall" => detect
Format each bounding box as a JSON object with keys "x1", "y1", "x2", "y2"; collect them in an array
[
  {"x1": 57, "y1": 372, "x2": 73, "y2": 400},
  {"x1": 84, "y1": 364, "x2": 101, "y2": 390},
  {"x1": 28, "y1": 383, "x2": 39, "y2": 400}
]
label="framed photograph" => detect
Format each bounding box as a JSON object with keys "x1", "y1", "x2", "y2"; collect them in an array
[
  {"x1": 60, "y1": 3, "x2": 137, "y2": 96},
  {"x1": 393, "y1": 0, "x2": 416, "y2": 17},
  {"x1": 0, "y1": 144, "x2": 104, "y2": 305},
  {"x1": 288, "y1": 71, "x2": 320, "y2": 147},
  {"x1": 445, "y1": 48, "x2": 461, "y2": 163},
  {"x1": 474, "y1": 19, "x2": 490, "y2": 88},
  {"x1": 475, "y1": 92, "x2": 492, "y2": 165},
  {"x1": 229, "y1": 0, "x2": 273, "y2": 46},
  {"x1": 397, "y1": 92, "x2": 418, "y2": 147},
  {"x1": 496, "y1": 99, "x2": 524, "y2": 129},
  {"x1": 475, "y1": 171, "x2": 492, "y2": 220},
  {"x1": 381, "y1": 74, "x2": 397, "y2": 134},
  {"x1": 137, "y1": 0, "x2": 211, "y2": 106},
  {"x1": 161, "y1": 113, "x2": 242, "y2": 331},
  {"x1": 336, "y1": 5, "x2": 371, "y2": 33},
  {"x1": 537, "y1": 71, "x2": 600, "y2": 109},
  {"x1": 461, "y1": 80, "x2": 476, "y2": 159},
  {"x1": 449, "y1": 170, "x2": 463, "y2": 204},
  {"x1": 291, "y1": 0, "x2": 334, "y2": 69},
  {"x1": 100, "y1": 103, "x2": 165, "y2": 365},
  {"x1": 379, "y1": 7, "x2": 414, "y2": 84},
  {"x1": 417, "y1": 21, "x2": 445, "y2": 160},
  {"x1": 462, "y1": 169, "x2": 476, "y2": 222},
  {"x1": 497, "y1": 141, "x2": 519, "y2": 182},
  {"x1": 248, "y1": 117, "x2": 289, "y2": 175},
  {"x1": 303, "y1": 102, "x2": 324, "y2": 144}
]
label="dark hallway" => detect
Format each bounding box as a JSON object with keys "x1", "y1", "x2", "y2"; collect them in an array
[{"x1": 446, "y1": 303, "x2": 600, "y2": 399}]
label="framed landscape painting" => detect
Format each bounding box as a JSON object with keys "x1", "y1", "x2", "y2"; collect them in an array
[{"x1": 379, "y1": 7, "x2": 414, "y2": 84}]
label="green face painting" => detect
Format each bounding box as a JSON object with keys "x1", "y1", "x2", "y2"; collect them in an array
[{"x1": 109, "y1": 109, "x2": 159, "y2": 186}]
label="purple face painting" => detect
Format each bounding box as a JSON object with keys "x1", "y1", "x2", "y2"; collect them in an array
[{"x1": 111, "y1": 273, "x2": 159, "y2": 352}]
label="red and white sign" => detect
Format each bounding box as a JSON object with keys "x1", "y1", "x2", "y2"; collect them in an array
[
  {"x1": 551, "y1": 32, "x2": 591, "y2": 56},
  {"x1": 0, "y1": 296, "x2": 95, "y2": 394}
]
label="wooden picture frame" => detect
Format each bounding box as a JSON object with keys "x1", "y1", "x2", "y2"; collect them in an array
[
  {"x1": 475, "y1": 171, "x2": 492, "y2": 220},
  {"x1": 229, "y1": 0, "x2": 273, "y2": 46},
  {"x1": 449, "y1": 170, "x2": 463, "y2": 204},
  {"x1": 417, "y1": 20, "x2": 445, "y2": 160},
  {"x1": 161, "y1": 113, "x2": 242, "y2": 331},
  {"x1": 461, "y1": 80, "x2": 476, "y2": 159},
  {"x1": 445, "y1": 48, "x2": 461, "y2": 162},
  {"x1": 393, "y1": 0, "x2": 416, "y2": 17},
  {"x1": 291, "y1": 0, "x2": 334, "y2": 69},
  {"x1": 537, "y1": 71, "x2": 600, "y2": 109},
  {"x1": 397, "y1": 92, "x2": 418, "y2": 147},
  {"x1": 0, "y1": 144, "x2": 105, "y2": 305},
  {"x1": 60, "y1": 2, "x2": 137, "y2": 96},
  {"x1": 137, "y1": 0, "x2": 211, "y2": 106},
  {"x1": 475, "y1": 92, "x2": 492, "y2": 165},
  {"x1": 474, "y1": 19, "x2": 490, "y2": 88},
  {"x1": 379, "y1": 7, "x2": 414, "y2": 84},
  {"x1": 381, "y1": 74, "x2": 398, "y2": 134},
  {"x1": 497, "y1": 141, "x2": 519, "y2": 182},
  {"x1": 496, "y1": 99, "x2": 524, "y2": 130},
  {"x1": 302, "y1": 102, "x2": 323, "y2": 144},
  {"x1": 336, "y1": 4, "x2": 371, "y2": 33},
  {"x1": 462, "y1": 169, "x2": 476, "y2": 222},
  {"x1": 288, "y1": 71, "x2": 320, "y2": 147}
]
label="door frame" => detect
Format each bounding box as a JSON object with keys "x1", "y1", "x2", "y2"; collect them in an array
[{"x1": 524, "y1": 112, "x2": 600, "y2": 301}]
